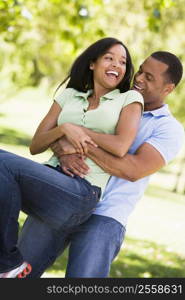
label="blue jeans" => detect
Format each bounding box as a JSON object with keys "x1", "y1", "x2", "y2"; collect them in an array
[
  {"x1": 0, "y1": 149, "x2": 101, "y2": 272},
  {"x1": 18, "y1": 214, "x2": 125, "y2": 277}
]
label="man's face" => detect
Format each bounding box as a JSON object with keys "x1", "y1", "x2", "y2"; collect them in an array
[{"x1": 133, "y1": 56, "x2": 174, "y2": 110}]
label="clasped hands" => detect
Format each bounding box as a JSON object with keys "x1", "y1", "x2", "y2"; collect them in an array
[
  {"x1": 60, "y1": 123, "x2": 97, "y2": 155},
  {"x1": 51, "y1": 123, "x2": 96, "y2": 177}
]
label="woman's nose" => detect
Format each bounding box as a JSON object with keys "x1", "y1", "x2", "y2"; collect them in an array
[{"x1": 111, "y1": 59, "x2": 119, "y2": 67}]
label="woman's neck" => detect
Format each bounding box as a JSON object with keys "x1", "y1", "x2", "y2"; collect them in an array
[{"x1": 92, "y1": 84, "x2": 113, "y2": 101}]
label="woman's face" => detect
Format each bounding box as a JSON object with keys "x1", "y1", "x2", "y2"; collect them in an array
[{"x1": 90, "y1": 44, "x2": 127, "y2": 91}]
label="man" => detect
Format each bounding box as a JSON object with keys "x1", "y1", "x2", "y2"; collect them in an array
[{"x1": 18, "y1": 51, "x2": 184, "y2": 277}]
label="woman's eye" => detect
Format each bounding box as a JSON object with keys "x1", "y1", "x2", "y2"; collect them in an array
[{"x1": 105, "y1": 56, "x2": 112, "y2": 60}]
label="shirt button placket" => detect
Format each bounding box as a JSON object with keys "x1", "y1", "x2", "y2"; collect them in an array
[
  {"x1": 82, "y1": 112, "x2": 86, "y2": 125},
  {"x1": 81, "y1": 105, "x2": 87, "y2": 125}
]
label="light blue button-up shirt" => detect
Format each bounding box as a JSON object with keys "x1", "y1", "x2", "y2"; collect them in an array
[{"x1": 94, "y1": 104, "x2": 185, "y2": 226}]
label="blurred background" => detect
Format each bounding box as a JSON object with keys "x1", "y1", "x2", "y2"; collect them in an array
[{"x1": 0, "y1": 0, "x2": 185, "y2": 277}]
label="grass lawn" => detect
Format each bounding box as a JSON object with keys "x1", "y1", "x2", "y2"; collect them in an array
[{"x1": 1, "y1": 86, "x2": 185, "y2": 278}]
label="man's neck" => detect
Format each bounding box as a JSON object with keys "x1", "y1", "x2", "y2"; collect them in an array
[{"x1": 144, "y1": 102, "x2": 164, "y2": 111}]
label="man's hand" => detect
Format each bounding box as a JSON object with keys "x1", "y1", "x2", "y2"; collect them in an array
[
  {"x1": 50, "y1": 137, "x2": 76, "y2": 157},
  {"x1": 59, "y1": 154, "x2": 90, "y2": 177}
]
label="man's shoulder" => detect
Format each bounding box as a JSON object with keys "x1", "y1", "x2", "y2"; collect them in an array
[{"x1": 154, "y1": 113, "x2": 184, "y2": 134}]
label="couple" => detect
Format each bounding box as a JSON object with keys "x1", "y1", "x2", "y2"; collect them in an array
[{"x1": 0, "y1": 37, "x2": 184, "y2": 278}]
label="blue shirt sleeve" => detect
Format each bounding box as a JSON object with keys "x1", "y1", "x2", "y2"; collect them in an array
[{"x1": 145, "y1": 117, "x2": 185, "y2": 164}]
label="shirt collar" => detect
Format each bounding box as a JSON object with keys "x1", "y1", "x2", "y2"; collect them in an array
[
  {"x1": 75, "y1": 89, "x2": 120, "y2": 101},
  {"x1": 101, "y1": 89, "x2": 120, "y2": 100},
  {"x1": 143, "y1": 104, "x2": 171, "y2": 117},
  {"x1": 75, "y1": 90, "x2": 92, "y2": 100}
]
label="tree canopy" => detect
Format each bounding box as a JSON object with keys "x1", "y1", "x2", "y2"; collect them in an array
[{"x1": 1, "y1": 0, "x2": 185, "y2": 122}]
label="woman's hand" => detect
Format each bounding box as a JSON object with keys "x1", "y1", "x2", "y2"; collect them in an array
[
  {"x1": 61, "y1": 123, "x2": 97, "y2": 155},
  {"x1": 50, "y1": 137, "x2": 76, "y2": 156}
]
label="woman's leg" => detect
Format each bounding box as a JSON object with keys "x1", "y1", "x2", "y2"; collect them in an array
[
  {"x1": 0, "y1": 150, "x2": 100, "y2": 272},
  {"x1": 18, "y1": 216, "x2": 70, "y2": 278}
]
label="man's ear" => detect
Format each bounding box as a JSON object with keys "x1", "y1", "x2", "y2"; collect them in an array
[{"x1": 164, "y1": 83, "x2": 175, "y2": 96}]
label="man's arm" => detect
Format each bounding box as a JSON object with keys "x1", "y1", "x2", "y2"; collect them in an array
[
  {"x1": 53, "y1": 137, "x2": 166, "y2": 181},
  {"x1": 87, "y1": 142, "x2": 165, "y2": 181}
]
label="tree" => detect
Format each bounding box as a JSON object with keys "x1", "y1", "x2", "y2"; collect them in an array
[
  {"x1": 1, "y1": 0, "x2": 185, "y2": 124},
  {"x1": 0, "y1": 0, "x2": 106, "y2": 87}
]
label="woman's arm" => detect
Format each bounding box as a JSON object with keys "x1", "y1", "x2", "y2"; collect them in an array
[
  {"x1": 30, "y1": 102, "x2": 65, "y2": 155},
  {"x1": 83, "y1": 102, "x2": 142, "y2": 157},
  {"x1": 30, "y1": 101, "x2": 96, "y2": 155}
]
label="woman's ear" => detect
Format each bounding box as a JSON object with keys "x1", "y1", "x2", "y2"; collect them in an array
[{"x1": 89, "y1": 62, "x2": 94, "y2": 70}]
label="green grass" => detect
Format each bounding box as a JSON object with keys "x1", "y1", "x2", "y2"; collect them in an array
[
  {"x1": 18, "y1": 183, "x2": 185, "y2": 278},
  {"x1": 1, "y1": 86, "x2": 185, "y2": 278},
  {"x1": 43, "y1": 237, "x2": 185, "y2": 278}
]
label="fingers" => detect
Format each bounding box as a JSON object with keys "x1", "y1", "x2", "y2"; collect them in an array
[
  {"x1": 60, "y1": 155, "x2": 90, "y2": 178},
  {"x1": 86, "y1": 137, "x2": 98, "y2": 147},
  {"x1": 73, "y1": 140, "x2": 84, "y2": 155},
  {"x1": 69, "y1": 160, "x2": 89, "y2": 177},
  {"x1": 71, "y1": 167, "x2": 85, "y2": 177},
  {"x1": 76, "y1": 138, "x2": 97, "y2": 155},
  {"x1": 81, "y1": 140, "x2": 88, "y2": 155},
  {"x1": 62, "y1": 165, "x2": 86, "y2": 178},
  {"x1": 61, "y1": 166, "x2": 74, "y2": 177}
]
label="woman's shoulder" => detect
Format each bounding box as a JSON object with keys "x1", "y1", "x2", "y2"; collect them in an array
[
  {"x1": 124, "y1": 89, "x2": 143, "y2": 98},
  {"x1": 118, "y1": 89, "x2": 143, "y2": 102},
  {"x1": 55, "y1": 87, "x2": 77, "y2": 100},
  {"x1": 57, "y1": 87, "x2": 77, "y2": 97},
  {"x1": 117, "y1": 89, "x2": 144, "y2": 108},
  {"x1": 54, "y1": 88, "x2": 77, "y2": 107}
]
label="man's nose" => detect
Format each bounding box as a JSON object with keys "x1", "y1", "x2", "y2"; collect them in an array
[{"x1": 135, "y1": 72, "x2": 144, "y2": 82}]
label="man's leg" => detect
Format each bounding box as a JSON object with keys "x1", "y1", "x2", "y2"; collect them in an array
[
  {"x1": 0, "y1": 150, "x2": 100, "y2": 272},
  {"x1": 18, "y1": 216, "x2": 70, "y2": 278},
  {"x1": 65, "y1": 214, "x2": 126, "y2": 278}
]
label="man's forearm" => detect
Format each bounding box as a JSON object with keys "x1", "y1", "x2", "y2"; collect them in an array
[
  {"x1": 87, "y1": 145, "x2": 137, "y2": 181},
  {"x1": 87, "y1": 142, "x2": 165, "y2": 181}
]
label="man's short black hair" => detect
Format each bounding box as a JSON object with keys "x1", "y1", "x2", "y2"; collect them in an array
[{"x1": 151, "y1": 51, "x2": 183, "y2": 86}]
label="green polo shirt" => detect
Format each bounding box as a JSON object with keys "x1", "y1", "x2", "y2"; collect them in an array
[{"x1": 46, "y1": 88, "x2": 143, "y2": 193}]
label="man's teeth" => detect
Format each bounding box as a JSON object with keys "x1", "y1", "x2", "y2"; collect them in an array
[
  {"x1": 106, "y1": 71, "x2": 118, "y2": 77},
  {"x1": 134, "y1": 84, "x2": 142, "y2": 90}
]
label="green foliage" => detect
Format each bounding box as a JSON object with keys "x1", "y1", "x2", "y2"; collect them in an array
[
  {"x1": 0, "y1": 0, "x2": 106, "y2": 87},
  {"x1": 0, "y1": 0, "x2": 185, "y2": 122},
  {"x1": 144, "y1": 0, "x2": 176, "y2": 31},
  {"x1": 0, "y1": 0, "x2": 23, "y2": 34}
]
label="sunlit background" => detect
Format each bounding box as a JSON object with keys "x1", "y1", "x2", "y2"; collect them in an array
[{"x1": 0, "y1": 0, "x2": 185, "y2": 277}]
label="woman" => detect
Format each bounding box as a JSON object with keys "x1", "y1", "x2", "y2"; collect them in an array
[{"x1": 0, "y1": 37, "x2": 143, "y2": 278}]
